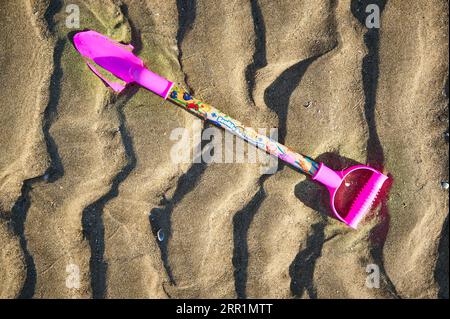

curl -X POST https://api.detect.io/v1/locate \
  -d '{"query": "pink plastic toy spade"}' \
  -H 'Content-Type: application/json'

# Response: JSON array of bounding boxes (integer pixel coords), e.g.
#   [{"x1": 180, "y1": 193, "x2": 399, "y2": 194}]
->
[
  {"x1": 73, "y1": 30, "x2": 389, "y2": 228},
  {"x1": 73, "y1": 30, "x2": 172, "y2": 97}
]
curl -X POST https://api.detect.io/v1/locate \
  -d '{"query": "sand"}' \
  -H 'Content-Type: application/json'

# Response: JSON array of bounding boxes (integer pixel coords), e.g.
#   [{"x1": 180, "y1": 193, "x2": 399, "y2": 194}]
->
[{"x1": 0, "y1": 0, "x2": 448, "y2": 299}]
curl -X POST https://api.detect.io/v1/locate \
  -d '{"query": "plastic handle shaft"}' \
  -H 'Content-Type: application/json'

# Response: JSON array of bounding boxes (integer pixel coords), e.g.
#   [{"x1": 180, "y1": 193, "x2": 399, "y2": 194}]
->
[{"x1": 166, "y1": 85, "x2": 319, "y2": 176}]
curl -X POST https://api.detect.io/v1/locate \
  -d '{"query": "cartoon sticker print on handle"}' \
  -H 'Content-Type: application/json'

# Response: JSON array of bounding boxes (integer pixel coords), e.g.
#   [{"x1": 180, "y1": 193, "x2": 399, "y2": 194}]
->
[{"x1": 168, "y1": 85, "x2": 319, "y2": 176}]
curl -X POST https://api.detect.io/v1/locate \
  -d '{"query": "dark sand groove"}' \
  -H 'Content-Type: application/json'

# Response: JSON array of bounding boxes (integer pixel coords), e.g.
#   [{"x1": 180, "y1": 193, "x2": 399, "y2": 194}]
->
[
  {"x1": 78, "y1": 4, "x2": 140, "y2": 298},
  {"x1": 94, "y1": 0, "x2": 187, "y2": 298},
  {"x1": 435, "y1": 214, "x2": 449, "y2": 298},
  {"x1": 82, "y1": 88, "x2": 138, "y2": 299},
  {"x1": 42, "y1": 39, "x2": 66, "y2": 182},
  {"x1": 10, "y1": 37, "x2": 66, "y2": 299},
  {"x1": 258, "y1": 28, "x2": 336, "y2": 297},
  {"x1": 43, "y1": 0, "x2": 63, "y2": 34},
  {"x1": 176, "y1": 0, "x2": 196, "y2": 46},
  {"x1": 250, "y1": 4, "x2": 337, "y2": 298},
  {"x1": 10, "y1": 179, "x2": 38, "y2": 299},
  {"x1": 232, "y1": 176, "x2": 267, "y2": 299},
  {"x1": 119, "y1": 4, "x2": 143, "y2": 54},
  {"x1": 365, "y1": 0, "x2": 448, "y2": 297},
  {"x1": 148, "y1": 4, "x2": 206, "y2": 284},
  {"x1": 149, "y1": 145, "x2": 208, "y2": 285},
  {"x1": 351, "y1": 0, "x2": 399, "y2": 298},
  {"x1": 245, "y1": 0, "x2": 267, "y2": 105},
  {"x1": 289, "y1": 221, "x2": 326, "y2": 298},
  {"x1": 350, "y1": 0, "x2": 386, "y2": 169},
  {"x1": 81, "y1": 0, "x2": 142, "y2": 299},
  {"x1": 18, "y1": 0, "x2": 134, "y2": 298},
  {"x1": 264, "y1": 54, "x2": 332, "y2": 147},
  {"x1": 435, "y1": 78, "x2": 449, "y2": 299},
  {"x1": 176, "y1": 0, "x2": 196, "y2": 90},
  {"x1": 0, "y1": 0, "x2": 55, "y2": 298}
]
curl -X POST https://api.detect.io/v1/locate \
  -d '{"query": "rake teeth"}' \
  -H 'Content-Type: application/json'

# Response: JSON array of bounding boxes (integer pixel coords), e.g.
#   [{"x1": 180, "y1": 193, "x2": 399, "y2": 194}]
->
[{"x1": 345, "y1": 172, "x2": 388, "y2": 229}]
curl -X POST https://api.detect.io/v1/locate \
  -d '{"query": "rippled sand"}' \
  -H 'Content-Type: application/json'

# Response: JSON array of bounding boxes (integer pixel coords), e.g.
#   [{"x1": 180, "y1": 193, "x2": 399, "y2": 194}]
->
[{"x1": 0, "y1": 0, "x2": 448, "y2": 298}]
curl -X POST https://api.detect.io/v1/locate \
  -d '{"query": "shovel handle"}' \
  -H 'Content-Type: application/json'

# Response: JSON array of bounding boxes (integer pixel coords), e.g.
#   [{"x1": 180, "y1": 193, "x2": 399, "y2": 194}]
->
[
  {"x1": 132, "y1": 66, "x2": 174, "y2": 98},
  {"x1": 166, "y1": 84, "x2": 319, "y2": 176}
]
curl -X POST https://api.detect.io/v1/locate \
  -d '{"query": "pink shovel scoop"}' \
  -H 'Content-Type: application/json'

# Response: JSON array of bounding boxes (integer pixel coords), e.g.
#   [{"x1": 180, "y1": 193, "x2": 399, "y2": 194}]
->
[{"x1": 72, "y1": 30, "x2": 389, "y2": 228}]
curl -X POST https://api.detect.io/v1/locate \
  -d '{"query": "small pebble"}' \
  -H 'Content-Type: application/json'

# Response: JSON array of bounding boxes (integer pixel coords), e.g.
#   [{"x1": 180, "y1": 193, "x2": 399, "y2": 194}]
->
[
  {"x1": 438, "y1": 115, "x2": 447, "y2": 122},
  {"x1": 157, "y1": 229, "x2": 165, "y2": 242},
  {"x1": 444, "y1": 130, "x2": 449, "y2": 143},
  {"x1": 441, "y1": 181, "x2": 449, "y2": 190},
  {"x1": 345, "y1": 182, "x2": 351, "y2": 187},
  {"x1": 303, "y1": 101, "x2": 312, "y2": 108}
]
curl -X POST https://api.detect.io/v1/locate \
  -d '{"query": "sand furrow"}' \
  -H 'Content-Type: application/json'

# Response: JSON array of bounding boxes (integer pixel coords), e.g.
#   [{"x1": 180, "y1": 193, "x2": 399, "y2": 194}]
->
[
  {"x1": 98, "y1": 0, "x2": 186, "y2": 298},
  {"x1": 435, "y1": 214, "x2": 449, "y2": 298},
  {"x1": 81, "y1": 91, "x2": 138, "y2": 298},
  {"x1": 161, "y1": 0, "x2": 265, "y2": 298},
  {"x1": 14, "y1": 0, "x2": 133, "y2": 298},
  {"x1": 245, "y1": 0, "x2": 267, "y2": 106},
  {"x1": 299, "y1": 0, "x2": 397, "y2": 299},
  {"x1": 150, "y1": 156, "x2": 208, "y2": 286},
  {"x1": 350, "y1": 0, "x2": 399, "y2": 298},
  {"x1": 175, "y1": 0, "x2": 196, "y2": 89},
  {"x1": 232, "y1": 176, "x2": 267, "y2": 299},
  {"x1": 0, "y1": 0, "x2": 54, "y2": 298},
  {"x1": 244, "y1": 0, "x2": 401, "y2": 299},
  {"x1": 0, "y1": 1, "x2": 51, "y2": 212},
  {"x1": 0, "y1": 222, "x2": 25, "y2": 298},
  {"x1": 377, "y1": 0, "x2": 448, "y2": 298},
  {"x1": 245, "y1": 0, "x2": 340, "y2": 299},
  {"x1": 0, "y1": 0, "x2": 447, "y2": 299}
]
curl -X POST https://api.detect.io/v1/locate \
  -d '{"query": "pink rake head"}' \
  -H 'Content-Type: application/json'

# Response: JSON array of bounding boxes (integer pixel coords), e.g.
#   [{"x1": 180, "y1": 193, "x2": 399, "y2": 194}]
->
[{"x1": 312, "y1": 163, "x2": 388, "y2": 228}]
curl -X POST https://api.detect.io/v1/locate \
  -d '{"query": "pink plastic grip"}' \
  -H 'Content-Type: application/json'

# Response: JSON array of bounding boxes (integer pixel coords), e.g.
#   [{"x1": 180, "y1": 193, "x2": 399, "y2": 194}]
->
[
  {"x1": 131, "y1": 66, "x2": 174, "y2": 99},
  {"x1": 312, "y1": 163, "x2": 342, "y2": 190}
]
